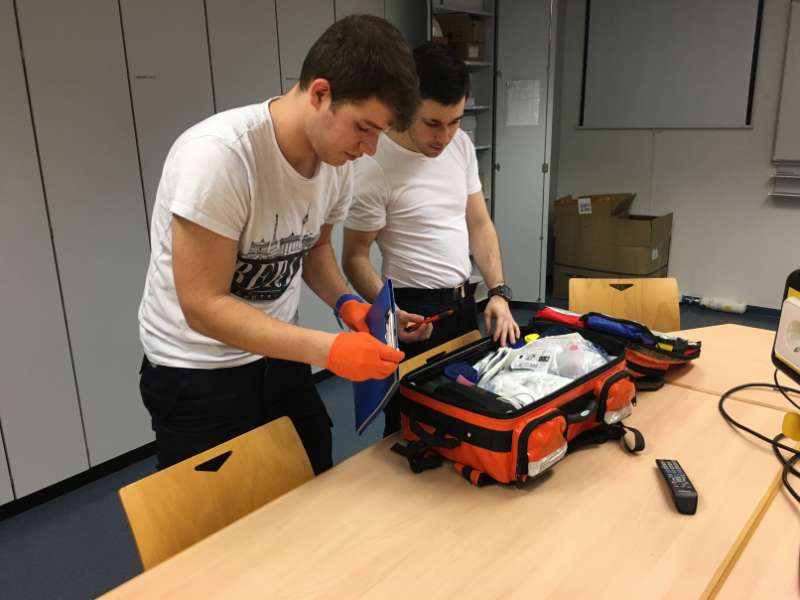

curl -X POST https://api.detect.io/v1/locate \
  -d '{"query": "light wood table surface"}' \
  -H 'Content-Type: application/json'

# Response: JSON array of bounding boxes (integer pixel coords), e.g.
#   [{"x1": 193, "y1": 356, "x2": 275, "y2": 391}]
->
[
  {"x1": 667, "y1": 324, "x2": 795, "y2": 411},
  {"x1": 102, "y1": 386, "x2": 786, "y2": 600},
  {"x1": 716, "y1": 485, "x2": 800, "y2": 600}
]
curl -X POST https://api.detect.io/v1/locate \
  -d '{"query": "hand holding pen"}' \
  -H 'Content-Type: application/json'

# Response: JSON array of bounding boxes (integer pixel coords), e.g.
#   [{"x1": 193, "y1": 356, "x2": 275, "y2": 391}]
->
[{"x1": 404, "y1": 309, "x2": 455, "y2": 333}]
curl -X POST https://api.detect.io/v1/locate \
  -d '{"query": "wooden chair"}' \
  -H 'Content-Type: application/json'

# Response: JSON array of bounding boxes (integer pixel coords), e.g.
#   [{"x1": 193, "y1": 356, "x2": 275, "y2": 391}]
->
[
  {"x1": 568, "y1": 277, "x2": 681, "y2": 332},
  {"x1": 119, "y1": 416, "x2": 314, "y2": 570}
]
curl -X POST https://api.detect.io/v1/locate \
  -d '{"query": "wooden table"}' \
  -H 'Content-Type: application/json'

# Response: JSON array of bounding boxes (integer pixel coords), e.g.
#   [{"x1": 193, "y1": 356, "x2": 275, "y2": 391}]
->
[
  {"x1": 716, "y1": 485, "x2": 800, "y2": 599},
  {"x1": 668, "y1": 324, "x2": 795, "y2": 411},
  {"x1": 102, "y1": 386, "x2": 786, "y2": 599}
]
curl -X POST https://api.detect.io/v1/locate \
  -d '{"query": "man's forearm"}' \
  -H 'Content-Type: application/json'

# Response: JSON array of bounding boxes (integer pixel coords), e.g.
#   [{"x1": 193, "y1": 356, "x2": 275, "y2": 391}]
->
[
  {"x1": 470, "y1": 222, "x2": 505, "y2": 288},
  {"x1": 343, "y1": 253, "x2": 384, "y2": 303},
  {"x1": 302, "y1": 240, "x2": 351, "y2": 308},
  {"x1": 183, "y1": 294, "x2": 335, "y2": 367}
]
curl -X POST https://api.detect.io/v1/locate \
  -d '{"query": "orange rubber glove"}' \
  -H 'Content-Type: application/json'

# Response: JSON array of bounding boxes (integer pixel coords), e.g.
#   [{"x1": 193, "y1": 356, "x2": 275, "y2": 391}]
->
[
  {"x1": 326, "y1": 332, "x2": 405, "y2": 381},
  {"x1": 338, "y1": 299, "x2": 371, "y2": 333}
]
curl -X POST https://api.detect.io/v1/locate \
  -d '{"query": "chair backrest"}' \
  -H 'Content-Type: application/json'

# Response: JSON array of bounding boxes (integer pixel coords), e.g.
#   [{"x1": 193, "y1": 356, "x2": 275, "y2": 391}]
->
[
  {"x1": 119, "y1": 416, "x2": 314, "y2": 570},
  {"x1": 568, "y1": 277, "x2": 680, "y2": 332}
]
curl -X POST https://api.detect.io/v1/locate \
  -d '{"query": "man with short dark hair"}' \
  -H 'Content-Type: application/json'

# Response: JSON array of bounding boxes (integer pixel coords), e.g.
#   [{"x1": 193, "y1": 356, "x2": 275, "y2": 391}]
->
[
  {"x1": 343, "y1": 42, "x2": 519, "y2": 436},
  {"x1": 138, "y1": 16, "x2": 418, "y2": 472}
]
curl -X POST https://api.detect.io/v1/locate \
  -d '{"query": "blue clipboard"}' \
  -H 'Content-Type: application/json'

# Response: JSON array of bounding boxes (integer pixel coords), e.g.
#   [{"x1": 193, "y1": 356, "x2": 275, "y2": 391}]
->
[{"x1": 353, "y1": 279, "x2": 400, "y2": 434}]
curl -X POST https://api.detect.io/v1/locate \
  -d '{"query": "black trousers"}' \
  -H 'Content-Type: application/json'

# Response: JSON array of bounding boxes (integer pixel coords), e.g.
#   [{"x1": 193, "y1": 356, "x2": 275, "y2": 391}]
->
[
  {"x1": 139, "y1": 356, "x2": 333, "y2": 474},
  {"x1": 382, "y1": 289, "x2": 479, "y2": 437}
]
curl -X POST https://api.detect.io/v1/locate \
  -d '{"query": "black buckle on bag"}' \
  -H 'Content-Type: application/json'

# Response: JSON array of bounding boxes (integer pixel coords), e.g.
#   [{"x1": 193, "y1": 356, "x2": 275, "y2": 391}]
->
[
  {"x1": 391, "y1": 418, "x2": 459, "y2": 474},
  {"x1": 391, "y1": 441, "x2": 443, "y2": 473}
]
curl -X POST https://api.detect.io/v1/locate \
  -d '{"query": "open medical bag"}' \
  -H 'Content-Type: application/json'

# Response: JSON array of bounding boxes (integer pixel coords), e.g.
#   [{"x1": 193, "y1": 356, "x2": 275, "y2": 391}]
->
[
  {"x1": 533, "y1": 306, "x2": 702, "y2": 391},
  {"x1": 392, "y1": 322, "x2": 643, "y2": 486}
]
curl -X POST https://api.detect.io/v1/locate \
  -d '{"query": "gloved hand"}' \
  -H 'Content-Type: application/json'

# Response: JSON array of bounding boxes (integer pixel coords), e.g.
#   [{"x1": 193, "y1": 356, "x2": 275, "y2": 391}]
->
[
  {"x1": 335, "y1": 294, "x2": 371, "y2": 333},
  {"x1": 326, "y1": 332, "x2": 405, "y2": 381}
]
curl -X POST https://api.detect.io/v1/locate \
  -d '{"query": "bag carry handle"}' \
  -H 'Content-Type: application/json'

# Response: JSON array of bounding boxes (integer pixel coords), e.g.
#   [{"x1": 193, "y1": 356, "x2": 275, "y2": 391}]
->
[
  {"x1": 567, "y1": 423, "x2": 645, "y2": 454},
  {"x1": 410, "y1": 418, "x2": 461, "y2": 450},
  {"x1": 563, "y1": 398, "x2": 599, "y2": 424}
]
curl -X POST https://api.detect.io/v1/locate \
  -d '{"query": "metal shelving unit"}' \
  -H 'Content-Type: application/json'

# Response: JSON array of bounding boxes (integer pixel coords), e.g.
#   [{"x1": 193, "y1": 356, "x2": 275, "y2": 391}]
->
[{"x1": 429, "y1": 0, "x2": 496, "y2": 217}]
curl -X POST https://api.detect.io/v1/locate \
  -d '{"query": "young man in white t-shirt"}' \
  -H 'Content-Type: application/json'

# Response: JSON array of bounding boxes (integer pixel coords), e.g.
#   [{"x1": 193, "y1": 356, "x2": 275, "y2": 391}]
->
[
  {"x1": 343, "y1": 42, "x2": 519, "y2": 436},
  {"x1": 138, "y1": 16, "x2": 418, "y2": 472}
]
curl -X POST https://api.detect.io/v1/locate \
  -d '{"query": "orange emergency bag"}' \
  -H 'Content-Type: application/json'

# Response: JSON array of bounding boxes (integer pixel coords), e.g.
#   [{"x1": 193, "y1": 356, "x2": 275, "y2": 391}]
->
[{"x1": 392, "y1": 322, "x2": 643, "y2": 486}]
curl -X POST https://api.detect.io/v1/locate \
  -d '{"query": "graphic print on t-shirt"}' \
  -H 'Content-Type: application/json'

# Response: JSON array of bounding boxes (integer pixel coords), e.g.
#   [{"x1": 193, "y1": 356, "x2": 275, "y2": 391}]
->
[{"x1": 231, "y1": 212, "x2": 318, "y2": 301}]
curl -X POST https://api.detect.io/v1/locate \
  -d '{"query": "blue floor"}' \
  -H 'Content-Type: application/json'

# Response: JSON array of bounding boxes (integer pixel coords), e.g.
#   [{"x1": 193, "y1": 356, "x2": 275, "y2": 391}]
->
[{"x1": 0, "y1": 302, "x2": 779, "y2": 599}]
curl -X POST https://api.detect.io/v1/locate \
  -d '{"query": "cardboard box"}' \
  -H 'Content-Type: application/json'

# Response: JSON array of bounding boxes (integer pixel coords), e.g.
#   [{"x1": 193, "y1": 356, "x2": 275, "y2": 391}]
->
[
  {"x1": 552, "y1": 264, "x2": 669, "y2": 299},
  {"x1": 435, "y1": 13, "x2": 486, "y2": 43},
  {"x1": 551, "y1": 192, "x2": 673, "y2": 298},
  {"x1": 554, "y1": 213, "x2": 673, "y2": 273},
  {"x1": 449, "y1": 41, "x2": 486, "y2": 62},
  {"x1": 554, "y1": 193, "x2": 634, "y2": 221}
]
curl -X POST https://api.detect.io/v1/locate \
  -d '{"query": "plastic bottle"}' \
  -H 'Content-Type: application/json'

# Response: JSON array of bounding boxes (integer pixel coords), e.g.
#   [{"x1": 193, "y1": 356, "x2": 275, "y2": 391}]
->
[
  {"x1": 680, "y1": 295, "x2": 701, "y2": 306},
  {"x1": 680, "y1": 294, "x2": 747, "y2": 314},
  {"x1": 698, "y1": 296, "x2": 747, "y2": 314}
]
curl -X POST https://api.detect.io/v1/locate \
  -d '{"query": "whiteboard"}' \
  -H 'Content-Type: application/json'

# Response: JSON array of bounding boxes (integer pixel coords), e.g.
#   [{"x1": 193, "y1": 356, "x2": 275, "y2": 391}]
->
[
  {"x1": 581, "y1": 0, "x2": 762, "y2": 129},
  {"x1": 774, "y1": 1, "x2": 800, "y2": 162}
]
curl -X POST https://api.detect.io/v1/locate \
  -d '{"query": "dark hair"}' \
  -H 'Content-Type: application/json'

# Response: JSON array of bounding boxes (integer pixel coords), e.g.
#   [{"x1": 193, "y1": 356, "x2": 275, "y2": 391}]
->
[
  {"x1": 299, "y1": 15, "x2": 419, "y2": 131},
  {"x1": 413, "y1": 42, "x2": 470, "y2": 106}
]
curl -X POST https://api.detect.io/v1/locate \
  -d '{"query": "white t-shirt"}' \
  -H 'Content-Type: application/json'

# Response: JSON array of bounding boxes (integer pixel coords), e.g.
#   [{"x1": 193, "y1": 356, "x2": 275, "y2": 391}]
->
[
  {"x1": 138, "y1": 100, "x2": 352, "y2": 369},
  {"x1": 345, "y1": 130, "x2": 481, "y2": 289}
]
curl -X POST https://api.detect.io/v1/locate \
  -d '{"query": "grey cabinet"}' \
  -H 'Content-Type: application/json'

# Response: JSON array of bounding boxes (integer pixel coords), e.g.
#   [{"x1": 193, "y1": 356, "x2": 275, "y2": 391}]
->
[
  {"x1": 493, "y1": 0, "x2": 554, "y2": 302},
  {"x1": 17, "y1": 0, "x2": 152, "y2": 467},
  {"x1": 335, "y1": 0, "x2": 383, "y2": 18},
  {"x1": 121, "y1": 0, "x2": 216, "y2": 219},
  {"x1": 276, "y1": 0, "x2": 335, "y2": 92},
  {"x1": 206, "y1": 0, "x2": 282, "y2": 111},
  {"x1": 1, "y1": 0, "x2": 89, "y2": 498}
]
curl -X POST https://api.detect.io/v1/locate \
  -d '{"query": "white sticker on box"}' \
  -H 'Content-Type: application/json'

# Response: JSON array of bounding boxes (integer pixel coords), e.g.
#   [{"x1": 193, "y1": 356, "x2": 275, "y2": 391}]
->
[
  {"x1": 468, "y1": 45, "x2": 479, "y2": 58},
  {"x1": 511, "y1": 351, "x2": 552, "y2": 372},
  {"x1": 578, "y1": 197, "x2": 592, "y2": 215},
  {"x1": 651, "y1": 248, "x2": 659, "y2": 261}
]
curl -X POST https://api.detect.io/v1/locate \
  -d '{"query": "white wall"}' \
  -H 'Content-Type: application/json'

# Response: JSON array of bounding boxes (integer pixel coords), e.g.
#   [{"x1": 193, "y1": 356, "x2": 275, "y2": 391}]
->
[{"x1": 555, "y1": 0, "x2": 799, "y2": 309}]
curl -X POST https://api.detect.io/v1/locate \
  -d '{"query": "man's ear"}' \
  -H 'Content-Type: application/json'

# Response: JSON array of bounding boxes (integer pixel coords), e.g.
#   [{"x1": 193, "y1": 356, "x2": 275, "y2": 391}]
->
[{"x1": 307, "y1": 78, "x2": 332, "y2": 109}]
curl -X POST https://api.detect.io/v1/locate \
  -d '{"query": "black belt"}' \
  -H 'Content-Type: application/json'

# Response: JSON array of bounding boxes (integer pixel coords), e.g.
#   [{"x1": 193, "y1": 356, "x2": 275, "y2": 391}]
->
[{"x1": 394, "y1": 281, "x2": 477, "y2": 305}]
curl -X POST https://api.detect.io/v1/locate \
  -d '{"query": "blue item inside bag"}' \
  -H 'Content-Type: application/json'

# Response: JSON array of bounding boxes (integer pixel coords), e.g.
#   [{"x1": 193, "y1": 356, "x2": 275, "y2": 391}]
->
[
  {"x1": 444, "y1": 362, "x2": 479, "y2": 384},
  {"x1": 583, "y1": 314, "x2": 656, "y2": 346}
]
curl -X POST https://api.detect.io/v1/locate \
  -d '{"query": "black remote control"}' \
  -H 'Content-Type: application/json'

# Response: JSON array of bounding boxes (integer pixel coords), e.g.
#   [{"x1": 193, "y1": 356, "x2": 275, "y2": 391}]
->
[{"x1": 656, "y1": 459, "x2": 698, "y2": 515}]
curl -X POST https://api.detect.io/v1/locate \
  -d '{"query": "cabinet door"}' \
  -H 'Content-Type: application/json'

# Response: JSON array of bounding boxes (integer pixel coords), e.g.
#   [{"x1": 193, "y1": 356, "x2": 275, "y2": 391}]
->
[
  {"x1": 206, "y1": 0, "x2": 282, "y2": 111},
  {"x1": 275, "y1": 0, "x2": 335, "y2": 92},
  {"x1": 0, "y1": 426, "x2": 13, "y2": 505},
  {"x1": 335, "y1": 0, "x2": 383, "y2": 18},
  {"x1": 121, "y1": 0, "x2": 215, "y2": 218},
  {"x1": 17, "y1": 0, "x2": 152, "y2": 467},
  {"x1": 493, "y1": 0, "x2": 554, "y2": 302},
  {"x1": 0, "y1": 0, "x2": 88, "y2": 497}
]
